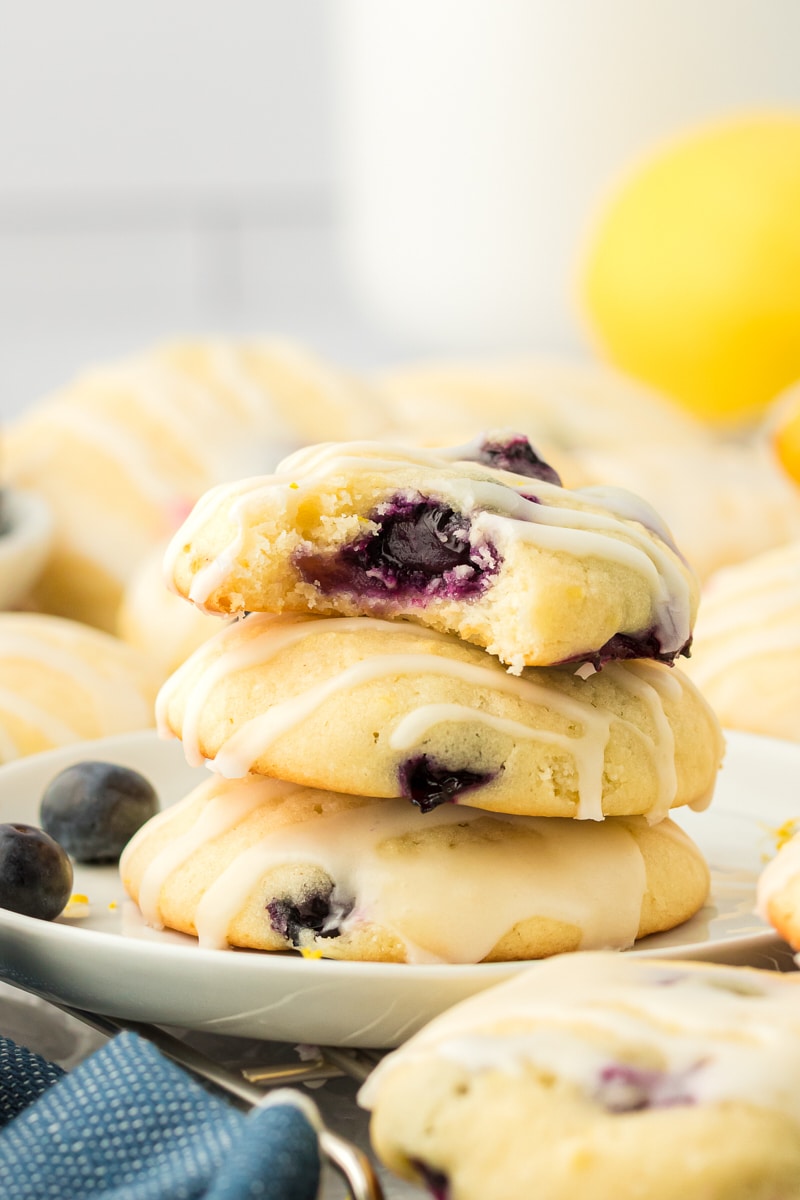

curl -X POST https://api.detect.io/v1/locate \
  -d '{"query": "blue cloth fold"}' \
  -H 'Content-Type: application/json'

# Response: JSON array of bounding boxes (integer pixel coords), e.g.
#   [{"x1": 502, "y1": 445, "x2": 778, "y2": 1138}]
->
[{"x1": 0, "y1": 1031, "x2": 320, "y2": 1200}]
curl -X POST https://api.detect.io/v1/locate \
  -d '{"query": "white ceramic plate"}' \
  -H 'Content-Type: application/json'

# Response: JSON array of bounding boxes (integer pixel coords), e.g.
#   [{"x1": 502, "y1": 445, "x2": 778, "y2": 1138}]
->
[{"x1": 0, "y1": 729, "x2": 794, "y2": 1048}]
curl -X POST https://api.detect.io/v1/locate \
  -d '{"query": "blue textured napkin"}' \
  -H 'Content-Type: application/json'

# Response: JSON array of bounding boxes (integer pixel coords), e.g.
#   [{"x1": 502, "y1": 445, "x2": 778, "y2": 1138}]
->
[{"x1": 0, "y1": 1030, "x2": 321, "y2": 1199}]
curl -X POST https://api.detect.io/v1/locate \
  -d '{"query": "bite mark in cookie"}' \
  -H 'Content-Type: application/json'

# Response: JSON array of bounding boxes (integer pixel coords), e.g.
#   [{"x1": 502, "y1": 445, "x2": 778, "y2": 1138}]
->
[{"x1": 295, "y1": 494, "x2": 501, "y2": 604}]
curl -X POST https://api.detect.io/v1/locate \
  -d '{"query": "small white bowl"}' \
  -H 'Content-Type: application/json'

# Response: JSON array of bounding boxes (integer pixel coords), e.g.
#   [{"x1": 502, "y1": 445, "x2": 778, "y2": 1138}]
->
[{"x1": 0, "y1": 488, "x2": 53, "y2": 610}]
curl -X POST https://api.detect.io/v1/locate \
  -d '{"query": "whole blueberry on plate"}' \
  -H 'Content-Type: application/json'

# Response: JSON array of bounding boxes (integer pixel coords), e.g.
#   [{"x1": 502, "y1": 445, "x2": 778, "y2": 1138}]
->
[
  {"x1": 40, "y1": 761, "x2": 159, "y2": 863},
  {"x1": 0, "y1": 823, "x2": 73, "y2": 920}
]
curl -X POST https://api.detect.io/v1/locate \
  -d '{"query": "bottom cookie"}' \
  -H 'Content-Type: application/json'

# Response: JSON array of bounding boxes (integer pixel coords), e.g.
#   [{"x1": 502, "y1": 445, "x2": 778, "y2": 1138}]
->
[
  {"x1": 120, "y1": 775, "x2": 709, "y2": 963},
  {"x1": 360, "y1": 952, "x2": 800, "y2": 1200}
]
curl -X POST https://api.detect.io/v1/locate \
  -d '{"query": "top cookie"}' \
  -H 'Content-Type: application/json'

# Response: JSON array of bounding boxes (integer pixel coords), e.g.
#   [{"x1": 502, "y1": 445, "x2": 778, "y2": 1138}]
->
[{"x1": 165, "y1": 433, "x2": 698, "y2": 670}]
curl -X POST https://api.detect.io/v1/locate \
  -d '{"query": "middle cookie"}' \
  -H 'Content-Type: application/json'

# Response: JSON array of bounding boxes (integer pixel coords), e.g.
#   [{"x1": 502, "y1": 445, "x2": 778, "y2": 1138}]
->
[{"x1": 157, "y1": 613, "x2": 725, "y2": 822}]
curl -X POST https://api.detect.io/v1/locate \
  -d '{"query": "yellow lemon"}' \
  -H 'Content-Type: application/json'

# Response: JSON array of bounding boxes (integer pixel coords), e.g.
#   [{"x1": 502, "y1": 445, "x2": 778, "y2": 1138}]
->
[{"x1": 581, "y1": 112, "x2": 800, "y2": 425}]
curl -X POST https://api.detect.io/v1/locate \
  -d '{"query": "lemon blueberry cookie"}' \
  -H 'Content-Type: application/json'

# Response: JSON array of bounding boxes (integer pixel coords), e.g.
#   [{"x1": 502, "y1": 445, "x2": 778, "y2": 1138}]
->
[
  {"x1": 156, "y1": 612, "x2": 724, "y2": 821},
  {"x1": 164, "y1": 433, "x2": 699, "y2": 671},
  {"x1": 0, "y1": 612, "x2": 158, "y2": 762},
  {"x1": 120, "y1": 775, "x2": 709, "y2": 963},
  {"x1": 684, "y1": 540, "x2": 800, "y2": 741},
  {"x1": 359, "y1": 951, "x2": 800, "y2": 1200}
]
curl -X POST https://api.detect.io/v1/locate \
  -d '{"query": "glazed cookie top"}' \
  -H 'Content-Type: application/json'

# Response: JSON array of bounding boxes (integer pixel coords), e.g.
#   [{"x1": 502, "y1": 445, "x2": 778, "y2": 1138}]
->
[
  {"x1": 359, "y1": 951, "x2": 800, "y2": 1121},
  {"x1": 121, "y1": 774, "x2": 704, "y2": 963},
  {"x1": 164, "y1": 432, "x2": 699, "y2": 669},
  {"x1": 156, "y1": 612, "x2": 724, "y2": 822},
  {"x1": 0, "y1": 612, "x2": 158, "y2": 761},
  {"x1": 684, "y1": 540, "x2": 800, "y2": 740}
]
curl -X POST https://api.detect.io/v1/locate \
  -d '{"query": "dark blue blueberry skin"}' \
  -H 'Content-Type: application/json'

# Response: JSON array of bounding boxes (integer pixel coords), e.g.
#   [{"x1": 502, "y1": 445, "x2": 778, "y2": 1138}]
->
[
  {"x1": 295, "y1": 496, "x2": 501, "y2": 604},
  {"x1": 267, "y1": 887, "x2": 354, "y2": 947},
  {"x1": 469, "y1": 434, "x2": 562, "y2": 486},
  {"x1": 410, "y1": 1160, "x2": 451, "y2": 1200},
  {"x1": 0, "y1": 823, "x2": 73, "y2": 920},
  {"x1": 564, "y1": 629, "x2": 693, "y2": 670},
  {"x1": 399, "y1": 755, "x2": 497, "y2": 813},
  {"x1": 40, "y1": 761, "x2": 159, "y2": 864}
]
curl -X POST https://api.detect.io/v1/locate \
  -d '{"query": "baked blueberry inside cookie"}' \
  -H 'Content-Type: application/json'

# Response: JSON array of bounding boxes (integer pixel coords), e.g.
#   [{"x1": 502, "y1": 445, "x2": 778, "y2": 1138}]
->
[
  {"x1": 580, "y1": 628, "x2": 693, "y2": 669},
  {"x1": 467, "y1": 433, "x2": 562, "y2": 485},
  {"x1": 266, "y1": 884, "x2": 354, "y2": 947},
  {"x1": 398, "y1": 755, "x2": 498, "y2": 813},
  {"x1": 296, "y1": 494, "x2": 501, "y2": 603}
]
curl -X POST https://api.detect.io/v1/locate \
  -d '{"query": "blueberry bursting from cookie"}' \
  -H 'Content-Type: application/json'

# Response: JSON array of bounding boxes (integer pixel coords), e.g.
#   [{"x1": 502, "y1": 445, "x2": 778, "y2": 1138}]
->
[{"x1": 296, "y1": 495, "x2": 502, "y2": 604}]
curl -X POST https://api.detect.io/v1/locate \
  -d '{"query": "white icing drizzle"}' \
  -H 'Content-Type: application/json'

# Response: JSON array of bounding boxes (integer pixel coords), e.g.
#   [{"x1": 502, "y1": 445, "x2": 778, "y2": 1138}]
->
[
  {"x1": 690, "y1": 542, "x2": 800, "y2": 690},
  {"x1": 358, "y1": 952, "x2": 800, "y2": 1124},
  {"x1": 388, "y1": 703, "x2": 610, "y2": 821},
  {"x1": 0, "y1": 631, "x2": 152, "y2": 734},
  {"x1": 209, "y1": 652, "x2": 611, "y2": 788},
  {"x1": 160, "y1": 613, "x2": 690, "y2": 820},
  {"x1": 155, "y1": 614, "x2": 451, "y2": 755},
  {"x1": 40, "y1": 406, "x2": 179, "y2": 509},
  {"x1": 130, "y1": 777, "x2": 292, "y2": 927},
  {"x1": 208, "y1": 342, "x2": 282, "y2": 428},
  {"x1": 164, "y1": 441, "x2": 695, "y2": 653},
  {"x1": 187, "y1": 794, "x2": 647, "y2": 962}
]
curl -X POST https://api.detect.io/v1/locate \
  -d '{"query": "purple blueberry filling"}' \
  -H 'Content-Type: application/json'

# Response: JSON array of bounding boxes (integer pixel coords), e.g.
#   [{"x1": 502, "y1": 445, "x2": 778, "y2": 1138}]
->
[
  {"x1": 295, "y1": 495, "x2": 501, "y2": 603},
  {"x1": 595, "y1": 1062, "x2": 701, "y2": 1113},
  {"x1": 267, "y1": 885, "x2": 354, "y2": 948},
  {"x1": 411, "y1": 1160, "x2": 451, "y2": 1200},
  {"x1": 565, "y1": 629, "x2": 693, "y2": 670},
  {"x1": 399, "y1": 755, "x2": 497, "y2": 813},
  {"x1": 467, "y1": 434, "x2": 562, "y2": 486}
]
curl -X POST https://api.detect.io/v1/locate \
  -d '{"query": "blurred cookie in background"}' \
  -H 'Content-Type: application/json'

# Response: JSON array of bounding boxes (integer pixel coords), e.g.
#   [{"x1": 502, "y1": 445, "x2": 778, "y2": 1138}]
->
[
  {"x1": 684, "y1": 540, "x2": 800, "y2": 741},
  {"x1": 4, "y1": 337, "x2": 390, "y2": 633},
  {"x1": 116, "y1": 542, "x2": 227, "y2": 684},
  {"x1": 569, "y1": 439, "x2": 800, "y2": 583},
  {"x1": 0, "y1": 612, "x2": 158, "y2": 763},
  {"x1": 0, "y1": 485, "x2": 53, "y2": 612},
  {"x1": 374, "y1": 356, "x2": 707, "y2": 463}
]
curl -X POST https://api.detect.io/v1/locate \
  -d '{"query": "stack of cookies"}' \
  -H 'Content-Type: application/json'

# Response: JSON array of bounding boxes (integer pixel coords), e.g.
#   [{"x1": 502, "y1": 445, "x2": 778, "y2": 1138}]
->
[{"x1": 120, "y1": 433, "x2": 724, "y2": 964}]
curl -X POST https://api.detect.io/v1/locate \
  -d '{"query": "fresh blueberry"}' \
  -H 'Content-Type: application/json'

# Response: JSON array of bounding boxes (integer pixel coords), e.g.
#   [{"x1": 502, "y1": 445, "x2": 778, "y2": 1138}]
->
[
  {"x1": 399, "y1": 755, "x2": 497, "y2": 813},
  {"x1": 267, "y1": 886, "x2": 354, "y2": 947},
  {"x1": 470, "y1": 434, "x2": 562, "y2": 486},
  {"x1": 0, "y1": 823, "x2": 73, "y2": 920},
  {"x1": 40, "y1": 761, "x2": 159, "y2": 864}
]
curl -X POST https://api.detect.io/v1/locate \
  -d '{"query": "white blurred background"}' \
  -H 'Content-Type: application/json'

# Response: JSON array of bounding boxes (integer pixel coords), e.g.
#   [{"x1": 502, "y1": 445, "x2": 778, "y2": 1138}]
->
[{"x1": 3, "y1": 0, "x2": 799, "y2": 416}]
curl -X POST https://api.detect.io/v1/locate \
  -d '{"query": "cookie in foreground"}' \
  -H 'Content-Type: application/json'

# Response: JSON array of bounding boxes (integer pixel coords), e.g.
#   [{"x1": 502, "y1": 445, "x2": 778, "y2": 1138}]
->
[
  {"x1": 359, "y1": 951, "x2": 800, "y2": 1199},
  {"x1": 164, "y1": 433, "x2": 699, "y2": 670},
  {"x1": 119, "y1": 776, "x2": 709, "y2": 962},
  {"x1": 156, "y1": 612, "x2": 724, "y2": 822}
]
